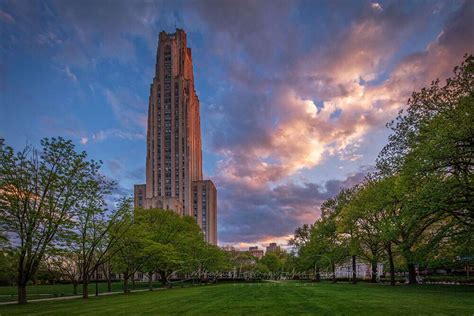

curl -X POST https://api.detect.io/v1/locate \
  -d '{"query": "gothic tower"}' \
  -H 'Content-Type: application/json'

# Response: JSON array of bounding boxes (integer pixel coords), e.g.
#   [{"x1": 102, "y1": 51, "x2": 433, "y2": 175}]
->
[{"x1": 134, "y1": 29, "x2": 217, "y2": 245}]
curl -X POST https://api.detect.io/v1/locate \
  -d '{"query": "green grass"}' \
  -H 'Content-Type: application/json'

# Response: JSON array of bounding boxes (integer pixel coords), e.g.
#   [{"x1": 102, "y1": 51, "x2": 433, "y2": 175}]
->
[
  {"x1": 0, "y1": 281, "x2": 473, "y2": 315},
  {"x1": 0, "y1": 282, "x2": 164, "y2": 302}
]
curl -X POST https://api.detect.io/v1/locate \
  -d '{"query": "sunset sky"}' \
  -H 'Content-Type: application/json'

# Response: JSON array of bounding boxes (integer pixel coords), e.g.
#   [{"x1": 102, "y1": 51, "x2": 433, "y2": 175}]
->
[{"x1": 1, "y1": 0, "x2": 473, "y2": 248}]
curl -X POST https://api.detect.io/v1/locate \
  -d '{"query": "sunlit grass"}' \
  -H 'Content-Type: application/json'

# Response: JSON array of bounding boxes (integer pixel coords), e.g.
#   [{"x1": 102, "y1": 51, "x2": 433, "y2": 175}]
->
[{"x1": 1, "y1": 281, "x2": 473, "y2": 315}]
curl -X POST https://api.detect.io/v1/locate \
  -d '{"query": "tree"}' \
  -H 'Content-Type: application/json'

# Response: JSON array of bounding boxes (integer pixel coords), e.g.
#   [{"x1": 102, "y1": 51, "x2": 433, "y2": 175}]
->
[
  {"x1": 400, "y1": 94, "x2": 473, "y2": 227},
  {"x1": 73, "y1": 198, "x2": 132, "y2": 298},
  {"x1": 377, "y1": 54, "x2": 473, "y2": 177},
  {"x1": 0, "y1": 137, "x2": 108, "y2": 304},
  {"x1": 45, "y1": 251, "x2": 81, "y2": 294},
  {"x1": 302, "y1": 194, "x2": 350, "y2": 283},
  {"x1": 340, "y1": 178, "x2": 396, "y2": 284},
  {"x1": 111, "y1": 223, "x2": 147, "y2": 294},
  {"x1": 228, "y1": 250, "x2": 254, "y2": 278},
  {"x1": 375, "y1": 55, "x2": 474, "y2": 284},
  {"x1": 200, "y1": 245, "x2": 230, "y2": 277},
  {"x1": 260, "y1": 251, "x2": 285, "y2": 277},
  {"x1": 134, "y1": 208, "x2": 205, "y2": 286},
  {"x1": 333, "y1": 187, "x2": 361, "y2": 284},
  {"x1": 288, "y1": 224, "x2": 312, "y2": 250}
]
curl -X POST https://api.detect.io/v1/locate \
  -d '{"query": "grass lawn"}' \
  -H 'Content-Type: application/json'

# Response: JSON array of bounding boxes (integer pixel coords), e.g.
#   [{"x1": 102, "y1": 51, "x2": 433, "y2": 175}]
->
[
  {"x1": 0, "y1": 282, "x2": 164, "y2": 302},
  {"x1": 0, "y1": 281, "x2": 473, "y2": 315}
]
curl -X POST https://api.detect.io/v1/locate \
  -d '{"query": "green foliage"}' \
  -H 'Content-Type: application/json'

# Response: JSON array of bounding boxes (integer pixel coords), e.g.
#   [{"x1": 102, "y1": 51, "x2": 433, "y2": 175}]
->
[
  {"x1": 300, "y1": 190, "x2": 352, "y2": 276},
  {"x1": 260, "y1": 252, "x2": 284, "y2": 273},
  {"x1": 134, "y1": 209, "x2": 203, "y2": 281},
  {"x1": 0, "y1": 137, "x2": 114, "y2": 303},
  {"x1": 0, "y1": 250, "x2": 17, "y2": 285},
  {"x1": 112, "y1": 208, "x2": 229, "y2": 285},
  {"x1": 288, "y1": 224, "x2": 312, "y2": 250}
]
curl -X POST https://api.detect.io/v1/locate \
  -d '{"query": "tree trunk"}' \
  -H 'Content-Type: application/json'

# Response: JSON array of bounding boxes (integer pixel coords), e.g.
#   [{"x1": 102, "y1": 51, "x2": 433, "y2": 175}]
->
[
  {"x1": 82, "y1": 278, "x2": 89, "y2": 299},
  {"x1": 102, "y1": 264, "x2": 112, "y2": 292},
  {"x1": 95, "y1": 271, "x2": 99, "y2": 297},
  {"x1": 387, "y1": 243, "x2": 395, "y2": 286},
  {"x1": 123, "y1": 270, "x2": 129, "y2": 294},
  {"x1": 408, "y1": 263, "x2": 417, "y2": 284},
  {"x1": 331, "y1": 262, "x2": 336, "y2": 283},
  {"x1": 132, "y1": 277, "x2": 135, "y2": 290},
  {"x1": 165, "y1": 271, "x2": 172, "y2": 288},
  {"x1": 315, "y1": 266, "x2": 321, "y2": 282},
  {"x1": 159, "y1": 270, "x2": 167, "y2": 286},
  {"x1": 73, "y1": 282, "x2": 78, "y2": 295},
  {"x1": 17, "y1": 283, "x2": 27, "y2": 305},
  {"x1": 352, "y1": 255, "x2": 357, "y2": 284},
  {"x1": 371, "y1": 260, "x2": 377, "y2": 283},
  {"x1": 148, "y1": 272, "x2": 153, "y2": 291}
]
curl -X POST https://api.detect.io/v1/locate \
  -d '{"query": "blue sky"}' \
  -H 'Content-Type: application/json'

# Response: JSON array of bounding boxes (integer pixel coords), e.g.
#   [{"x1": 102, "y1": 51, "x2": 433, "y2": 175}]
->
[{"x1": 1, "y1": 0, "x2": 473, "y2": 247}]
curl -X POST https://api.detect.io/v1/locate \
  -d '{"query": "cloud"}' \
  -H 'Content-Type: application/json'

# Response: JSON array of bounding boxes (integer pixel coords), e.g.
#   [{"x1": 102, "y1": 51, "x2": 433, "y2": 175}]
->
[
  {"x1": 196, "y1": 0, "x2": 473, "y2": 244},
  {"x1": 211, "y1": 0, "x2": 472, "y2": 183},
  {"x1": 70, "y1": 88, "x2": 148, "y2": 145},
  {"x1": 106, "y1": 159, "x2": 145, "y2": 181},
  {"x1": 217, "y1": 169, "x2": 370, "y2": 244},
  {"x1": 50, "y1": 0, "x2": 162, "y2": 64},
  {"x1": 80, "y1": 137, "x2": 88, "y2": 145},
  {"x1": 38, "y1": 115, "x2": 89, "y2": 144},
  {"x1": 371, "y1": 3, "x2": 383, "y2": 12},
  {"x1": 0, "y1": 9, "x2": 15, "y2": 23},
  {"x1": 104, "y1": 88, "x2": 147, "y2": 131},
  {"x1": 91, "y1": 129, "x2": 144, "y2": 143},
  {"x1": 63, "y1": 65, "x2": 77, "y2": 83},
  {"x1": 201, "y1": 3, "x2": 407, "y2": 189},
  {"x1": 189, "y1": 0, "x2": 296, "y2": 65}
]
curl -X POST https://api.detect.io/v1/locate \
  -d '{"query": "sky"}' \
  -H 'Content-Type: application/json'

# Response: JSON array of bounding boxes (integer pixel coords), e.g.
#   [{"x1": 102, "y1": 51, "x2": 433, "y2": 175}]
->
[{"x1": 1, "y1": 0, "x2": 473, "y2": 249}]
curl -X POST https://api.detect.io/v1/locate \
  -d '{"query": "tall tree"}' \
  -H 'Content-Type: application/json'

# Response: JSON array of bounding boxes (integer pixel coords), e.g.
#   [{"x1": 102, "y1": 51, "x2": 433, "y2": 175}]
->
[
  {"x1": 376, "y1": 55, "x2": 474, "y2": 283},
  {"x1": 334, "y1": 187, "x2": 361, "y2": 284},
  {"x1": 73, "y1": 198, "x2": 132, "y2": 298},
  {"x1": 0, "y1": 137, "x2": 106, "y2": 304}
]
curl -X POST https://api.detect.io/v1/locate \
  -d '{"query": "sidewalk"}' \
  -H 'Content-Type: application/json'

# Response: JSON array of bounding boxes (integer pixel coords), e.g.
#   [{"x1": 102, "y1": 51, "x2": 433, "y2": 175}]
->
[{"x1": 0, "y1": 288, "x2": 162, "y2": 306}]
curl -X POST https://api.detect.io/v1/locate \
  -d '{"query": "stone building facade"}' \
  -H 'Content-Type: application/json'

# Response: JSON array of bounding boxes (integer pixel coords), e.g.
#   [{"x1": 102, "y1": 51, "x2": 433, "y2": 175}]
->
[{"x1": 134, "y1": 29, "x2": 217, "y2": 245}]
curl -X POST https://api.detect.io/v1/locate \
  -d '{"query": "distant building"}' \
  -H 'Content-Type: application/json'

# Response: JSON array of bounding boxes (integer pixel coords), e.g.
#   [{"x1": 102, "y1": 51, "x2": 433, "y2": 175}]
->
[
  {"x1": 334, "y1": 259, "x2": 384, "y2": 280},
  {"x1": 266, "y1": 242, "x2": 280, "y2": 253},
  {"x1": 133, "y1": 29, "x2": 217, "y2": 245},
  {"x1": 221, "y1": 245, "x2": 236, "y2": 252},
  {"x1": 249, "y1": 246, "x2": 264, "y2": 259}
]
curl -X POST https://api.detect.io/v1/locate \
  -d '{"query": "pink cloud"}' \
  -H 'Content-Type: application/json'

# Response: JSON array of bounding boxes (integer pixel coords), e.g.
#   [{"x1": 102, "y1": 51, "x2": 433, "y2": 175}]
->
[{"x1": 212, "y1": 1, "x2": 473, "y2": 244}]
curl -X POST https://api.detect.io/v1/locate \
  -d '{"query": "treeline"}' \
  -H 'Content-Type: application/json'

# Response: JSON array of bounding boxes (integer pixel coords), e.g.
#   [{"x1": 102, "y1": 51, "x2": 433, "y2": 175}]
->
[
  {"x1": 0, "y1": 137, "x2": 228, "y2": 305},
  {"x1": 289, "y1": 55, "x2": 473, "y2": 285}
]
